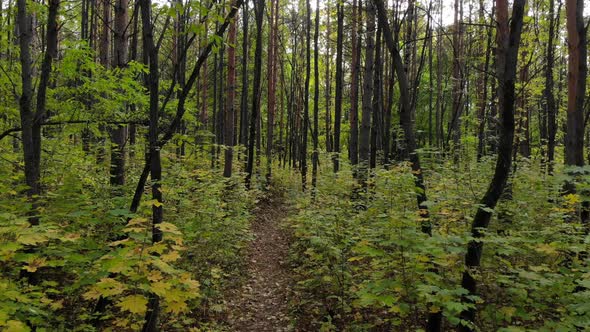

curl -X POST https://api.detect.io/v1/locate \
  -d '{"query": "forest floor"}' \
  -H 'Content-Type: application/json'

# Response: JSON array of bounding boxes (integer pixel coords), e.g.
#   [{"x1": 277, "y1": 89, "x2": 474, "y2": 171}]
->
[{"x1": 225, "y1": 192, "x2": 294, "y2": 331}]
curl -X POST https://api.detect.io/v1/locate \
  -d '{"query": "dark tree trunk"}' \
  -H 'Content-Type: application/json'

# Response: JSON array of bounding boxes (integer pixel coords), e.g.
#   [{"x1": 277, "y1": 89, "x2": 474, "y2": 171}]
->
[
  {"x1": 140, "y1": 0, "x2": 163, "y2": 328},
  {"x1": 224, "y1": 2, "x2": 237, "y2": 178},
  {"x1": 477, "y1": 2, "x2": 494, "y2": 161},
  {"x1": 266, "y1": 0, "x2": 278, "y2": 183},
  {"x1": 458, "y1": 0, "x2": 525, "y2": 329},
  {"x1": 239, "y1": 1, "x2": 249, "y2": 150},
  {"x1": 245, "y1": 0, "x2": 265, "y2": 188},
  {"x1": 325, "y1": 1, "x2": 332, "y2": 153},
  {"x1": 565, "y1": 0, "x2": 586, "y2": 167},
  {"x1": 110, "y1": 0, "x2": 128, "y2": 186},
  {"x1": 545, "y1": 0, "x2": 558, "y2": 174},
  {"x1": 359, "y1": 0, "x2": 375, "y2": 186},
  {"x1": 312, "y1": 0, "x2": 320, "y2": 192},
  {"x1": 301, "y1": 0, "x2": 311, "y2": 191},
  {"x1": 332, "y1": 1, "x2": 343, "y2": 173},
  {"x1": 349, "y1": 0, "x2": 360, "y2": 168}
]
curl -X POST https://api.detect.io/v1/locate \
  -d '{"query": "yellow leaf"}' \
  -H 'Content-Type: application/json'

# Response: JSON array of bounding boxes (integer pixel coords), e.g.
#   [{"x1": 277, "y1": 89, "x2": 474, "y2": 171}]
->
[
  {"x1": 165, "y1": 300, "x2": 188, "y2": 314},
  {"x1": 23, "y1": 257, "x2": 47, "y2": 272},
  {"x1": 17, "y1": 233, "x2": 47, "y2": 245},
  {"x1": 147, "y1": 270, "x2": 163, "y2": 282},
  {"x1": 162, "y1": 251, "x2": 180, "y2": 262},
  {"x1": 50, "y1": 299, "x2": 64, "y2": 310},
  {"x1": 500, "y1": 306, "x2": 516, "y2": 319},
  {"x1": 83, "y1": 278, "x2": 126, "y2": 300},
  {"x1": 150, "y1": 281, "x2": 171, "y2": 297},
  {"x1": 156, "y1": 222, "x2": 181, "y2": 235},
  {"x1": 5, "y1": 320, "x2": 31, "y2": 332},
  {"x1": 535, "y1": 243, "x2": 558, "y2": 255},
  {"x1": 117, "y1": 295, "x2": 148, "y2": 315},
  {"x1": 429, "y1": 305, "x2": 441, "y2": 313},
  {"x1": 127, "y1": 218, "x2": 148, "y2": 226}
]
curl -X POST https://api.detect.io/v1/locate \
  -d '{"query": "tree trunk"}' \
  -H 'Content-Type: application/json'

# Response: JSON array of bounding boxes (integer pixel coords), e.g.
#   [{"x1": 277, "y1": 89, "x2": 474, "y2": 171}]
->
[
  {"x1": 458, "y1": 1, "x2": 525, "y2": 329},
  {"x1": 224, "y1": 2, "x2": 237, "y2": 178},
  {"x1": 110, "y1": 0, "x2": 128, "y2": 186},
  {"x1": 359, "y1": 0, "x2": 375, "y2": 186},
  {"x1": 325, "y1": 1, "x2": 332, "y2": 153},
  {"x1": 245, "y1": 0, "x2": 265, "y2": 188},
  {"x1": 312, "y1": 0, "x2": 320, "y2": 192},
  {"x1": 332, "y1": 1, "x2": 343, "y2": 173},
  {"x1": 301, "y1": 0, "x2": 311, "y2": 191},
  {"x1": 349, "y1": 0, "x2": 360, "y2": 168},
  {"x1": 239, "y1": 1, "x2": 249, "y2": 150},
  {"x1": 545, "y1": 0, "x2": 558, "y2": 174},
  {"x1": 140, "y1": 0, "x2": 162, "y2": 328},
  {"x1": 565, "y1": 0, "x2": 586, "y2": 167}
]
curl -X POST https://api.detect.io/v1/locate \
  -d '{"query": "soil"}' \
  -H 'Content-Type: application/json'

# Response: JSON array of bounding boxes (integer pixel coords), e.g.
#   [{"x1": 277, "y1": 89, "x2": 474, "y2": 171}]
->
[{"x1": 225, "y1": 194, "x2": 294, "y2": 332}]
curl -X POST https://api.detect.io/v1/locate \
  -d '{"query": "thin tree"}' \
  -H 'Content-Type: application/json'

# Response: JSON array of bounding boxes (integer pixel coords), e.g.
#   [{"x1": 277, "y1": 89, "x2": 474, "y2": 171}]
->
[
  {"x1": 349, "y1": 0, "x2": 360, "y2": 168},
  {"x1": 110, "y1": 0, "x2": 128, "y2": 185},
  {"x1": 224, "y1": 1, "x2": 238, "y2": 178},
  {"x1": 332, "y1": 0, "x2": 343, "y2": 173},
  {"x1": 245, "y1": 0, "x2": 265, "y2": 188},
  {"x1": 359, "y1": 0, "x2": 375, "y2": 186},
  {"x1": 301, "y1": 0, "x2": 311, "y2": 191},
  {"x1": 312, "y1": 0, "x2": 320, "y2": 192},
  {"x1": 544, "y1": 0, "x2": 558, "y2": 174}
]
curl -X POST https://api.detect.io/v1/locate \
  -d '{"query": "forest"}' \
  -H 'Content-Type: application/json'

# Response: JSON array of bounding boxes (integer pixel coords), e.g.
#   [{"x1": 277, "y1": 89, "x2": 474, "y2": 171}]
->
[{"x1": 0, "y1": 0, "x2": 589, "y2": 330}]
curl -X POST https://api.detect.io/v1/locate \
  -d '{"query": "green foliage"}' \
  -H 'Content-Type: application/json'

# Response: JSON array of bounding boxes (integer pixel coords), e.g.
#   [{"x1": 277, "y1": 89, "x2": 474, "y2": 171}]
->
[
  {"x1": 0, "y1": 132, "x2": 256, "y2": 330},
  {"x1": 285, "y1": 156, "x2": 590, "y2": 331}
]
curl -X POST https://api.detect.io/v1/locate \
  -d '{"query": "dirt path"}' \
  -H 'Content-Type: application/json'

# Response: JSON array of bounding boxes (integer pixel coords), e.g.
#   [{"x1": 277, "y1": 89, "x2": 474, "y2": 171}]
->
[{"x1": 225, "y1": 195, "x2": 293, "y2": 331}]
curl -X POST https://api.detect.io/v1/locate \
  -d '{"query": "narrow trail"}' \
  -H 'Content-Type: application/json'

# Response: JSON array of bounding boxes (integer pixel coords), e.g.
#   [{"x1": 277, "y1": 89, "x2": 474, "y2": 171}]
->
[{"x1": 225, "y1": 193, "x2": 294, "y2": 331}]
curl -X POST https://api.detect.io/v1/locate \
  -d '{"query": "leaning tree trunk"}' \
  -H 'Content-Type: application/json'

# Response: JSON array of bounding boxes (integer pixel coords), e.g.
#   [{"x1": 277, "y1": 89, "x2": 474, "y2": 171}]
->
[{"x1": 458, "y1": 0, "x2": 525, "y2": 330}]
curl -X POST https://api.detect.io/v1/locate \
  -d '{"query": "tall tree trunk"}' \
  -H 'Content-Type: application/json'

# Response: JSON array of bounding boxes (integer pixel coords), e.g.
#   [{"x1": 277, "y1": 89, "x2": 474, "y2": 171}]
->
[
  {"x1": 110, "y1": 0, "x2": 128, "y2": 186},
  {"x1": 140, "y1": 0, "x2": 162, "y2": 328},
  {"x1": 349, "y1": 0, "x2": 360, "y2": 168},
  {"x1": 565, "y1": 0, "x2": 588, "y2": 225},
  {"x1": 545, "y1": 0, "x2": 558, "y2": 174},
  {"x1": 266, "y1": 0, "x2": 278, "y2": 183},
  {"x1": 477, "y1": 2, "x2": 494, "y2": 161},
  {"x1": 301, "y1": 0, "x2": 311, "y2": 191},
  {"x1": 325, "y1": 0, "x2": 332, "y2": 153},
  {"x1": 245, "y1": 0, "x2": 264, "y2": 188},
  {"x1": 565, "y1": 0, "x2": 586, "y2": 167},
  {"x1": 359, "y1": 0, "x2": 375, "y2": 186},
  {"x1": 332, "y1": 1, "x2": 343, "y2": 173},
  {"x1": 459, "y1": 1, "x2": 525, "y2": 330},
  {"x1": 224, "y1": 2, "x2": 237, "y2": 178},
  {"x1": 239, "y1": 0, "x2": 249, "y2": 150},
  {"x1": 449, "y1": 0, "x2": 464, "y2": 155},
  {"x1": 312, "y1": 0, "x2": 319, "y2": 192}
]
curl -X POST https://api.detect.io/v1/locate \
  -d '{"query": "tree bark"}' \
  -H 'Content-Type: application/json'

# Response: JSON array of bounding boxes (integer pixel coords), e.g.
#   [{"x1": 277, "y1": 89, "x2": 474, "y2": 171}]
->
[
  {"x1": 565, "y1": 0, "x2": 586, "y2": 167},
  {"x1": 312, "y1": 0, "x2": 320, "y2": 192},
  {"x1": 110, "y1": 0, "x2": 128, "y2": 186},
  {"x1": 458, "y1": 0, "x2": 525, "y2": 329},
  {"x1": 245, "y1": 0, "x2": 265, "y2": 188},
  {"x1": 224, "y1": 2, "x2": 238, "y2": 178},
  {"x1": 332, "y1": 1, "x2": 343, "y2": 173}
]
